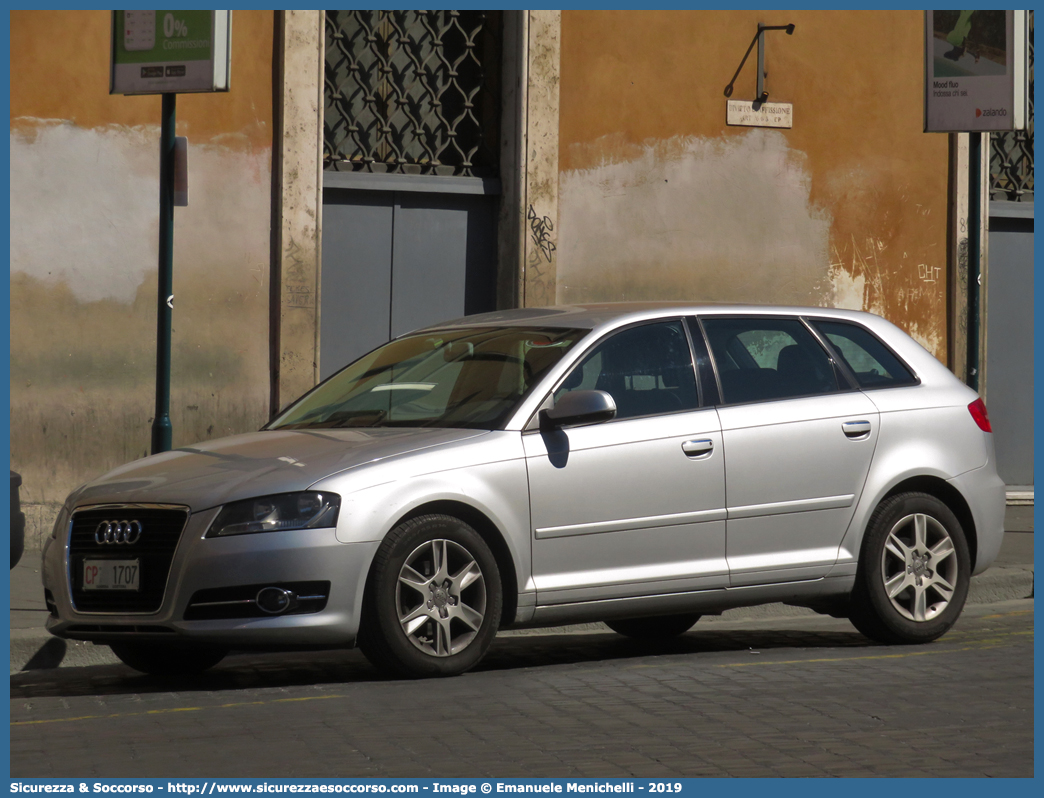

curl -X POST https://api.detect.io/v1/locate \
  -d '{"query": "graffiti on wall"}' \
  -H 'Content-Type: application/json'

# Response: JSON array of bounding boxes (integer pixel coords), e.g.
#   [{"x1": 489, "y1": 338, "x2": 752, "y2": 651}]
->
[
  {"x1": 527, "y1": 205, "x2": 557, "y2": 262},
  {"x1": 284, "y1": 235, "x2": 314, "y2": 309}
]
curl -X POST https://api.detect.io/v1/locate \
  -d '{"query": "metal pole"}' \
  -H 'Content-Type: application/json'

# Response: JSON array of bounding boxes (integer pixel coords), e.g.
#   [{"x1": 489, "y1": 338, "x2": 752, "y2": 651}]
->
[
  {"x1": 756, "y1": 23, "x2": 765, "y2": 100},
  {"x1": 151, "y1": 92, "x2": 176, "y2": 454},
  {"x1": 966, "y1": 131, "x2": 982, "y2": 392}
]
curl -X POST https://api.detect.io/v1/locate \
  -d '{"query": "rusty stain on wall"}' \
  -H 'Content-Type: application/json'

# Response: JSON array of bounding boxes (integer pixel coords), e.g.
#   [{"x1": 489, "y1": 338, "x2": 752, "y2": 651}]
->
[{"x1": 557, "y1": 10, "x2": 950, "y2": 361}]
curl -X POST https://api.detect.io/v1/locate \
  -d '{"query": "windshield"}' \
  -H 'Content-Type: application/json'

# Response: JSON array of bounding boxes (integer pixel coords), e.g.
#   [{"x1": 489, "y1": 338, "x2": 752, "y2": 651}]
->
[{"x1": 268, "y1": 326, "x2": 587, "y2": 431}]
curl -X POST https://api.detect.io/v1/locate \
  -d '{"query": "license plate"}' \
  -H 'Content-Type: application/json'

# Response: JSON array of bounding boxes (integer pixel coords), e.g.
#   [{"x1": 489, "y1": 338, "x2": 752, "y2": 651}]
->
[{"x1": 82, "y1": 559, "x2": 140, "y2": 591}]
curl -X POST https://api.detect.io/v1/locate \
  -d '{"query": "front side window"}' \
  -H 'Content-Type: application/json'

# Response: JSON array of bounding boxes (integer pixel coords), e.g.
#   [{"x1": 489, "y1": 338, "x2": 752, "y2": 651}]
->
[
  {"x1": 269, "y1": 327, "x2": 586, "y2": 430},
  {"x1": 554, "y1": 321, "x2": 699, "y2": 420},
  {"x1": 702, "y1": 317, "x2": 839, "y2": 404},
  {"x1": 812, "y1": 320, "x2": 917, "y2": 389}
]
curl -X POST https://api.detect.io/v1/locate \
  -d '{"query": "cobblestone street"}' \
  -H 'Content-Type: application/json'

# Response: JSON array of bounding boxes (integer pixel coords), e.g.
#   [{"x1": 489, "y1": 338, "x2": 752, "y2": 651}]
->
[{"x1": 11, "y1": 600, "x2": 1032, "y2": 778}]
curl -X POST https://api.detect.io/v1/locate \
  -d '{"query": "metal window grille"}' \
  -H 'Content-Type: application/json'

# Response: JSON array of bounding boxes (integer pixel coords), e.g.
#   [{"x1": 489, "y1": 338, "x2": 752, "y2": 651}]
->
[
  {"x1": 990, "y1": 10, "x2": 1033, "y2": 202},
  {"x1": 324, "y1": 10, "x2": 502, "y2": 178}
]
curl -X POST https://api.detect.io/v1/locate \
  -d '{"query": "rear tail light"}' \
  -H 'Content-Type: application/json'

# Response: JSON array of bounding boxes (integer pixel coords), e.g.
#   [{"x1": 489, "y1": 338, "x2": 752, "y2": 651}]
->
[{"x1": 968, "y1": 398, "x2": 992, "y2": 432}]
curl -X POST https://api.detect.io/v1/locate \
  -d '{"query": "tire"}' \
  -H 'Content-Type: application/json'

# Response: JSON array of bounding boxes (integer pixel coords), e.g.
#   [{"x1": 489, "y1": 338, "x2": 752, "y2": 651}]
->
[
  {"x1": 849, "y1": 492, "x2": 970, "y2": 645},
  {"x1": 359, "y1": 514, "x2": 503, "y2": 678},
  {"x1": 109, "y1": 641, "x2": 227, "y2": 676},
  {"x1": 605, "y1": 614, "x2": 701, "y2": 639}
]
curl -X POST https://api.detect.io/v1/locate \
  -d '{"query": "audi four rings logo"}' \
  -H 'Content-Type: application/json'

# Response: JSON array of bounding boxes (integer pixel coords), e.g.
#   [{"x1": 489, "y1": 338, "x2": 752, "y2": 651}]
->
[{"x1": 95, "y1": 520, "x2": 143, "y2": 545}]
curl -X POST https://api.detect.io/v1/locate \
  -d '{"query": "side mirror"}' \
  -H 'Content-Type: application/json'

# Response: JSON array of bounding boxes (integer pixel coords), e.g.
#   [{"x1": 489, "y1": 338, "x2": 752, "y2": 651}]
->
[{"x1": 541, "y1": 389, "x2": 617, "y2": 430}]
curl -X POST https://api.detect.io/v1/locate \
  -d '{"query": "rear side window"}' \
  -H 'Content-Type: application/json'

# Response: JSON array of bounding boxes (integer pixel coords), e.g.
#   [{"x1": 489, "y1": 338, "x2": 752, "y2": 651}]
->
[
  {"x1": 812, "y1": 320, "x2": 917, "y2": 389},
  {"x1": 702, "y1": 317, "x2": 839, "y2": 404}
]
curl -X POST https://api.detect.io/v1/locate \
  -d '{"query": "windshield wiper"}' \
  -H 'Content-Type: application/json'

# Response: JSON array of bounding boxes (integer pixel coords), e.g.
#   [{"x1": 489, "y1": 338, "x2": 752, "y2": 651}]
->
[{"x1": 278, "y1": 409, "x2": 388, "y2": 430}]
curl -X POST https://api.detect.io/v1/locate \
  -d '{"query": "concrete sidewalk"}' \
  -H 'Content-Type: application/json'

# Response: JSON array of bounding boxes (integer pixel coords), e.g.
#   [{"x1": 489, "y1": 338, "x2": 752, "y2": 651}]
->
[{"x1": 10, "y1": 507, "x2": 1033, "y2": 674}]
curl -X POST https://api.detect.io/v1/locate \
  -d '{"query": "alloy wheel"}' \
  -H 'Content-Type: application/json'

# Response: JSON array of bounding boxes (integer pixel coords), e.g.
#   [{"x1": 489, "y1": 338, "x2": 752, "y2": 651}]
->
[
  {"x1": 396, "y1": 538, "x2": 487, "y2": 657},
  {"x1": 880, "y1": 512, "x2": 959, "y2": 623}
]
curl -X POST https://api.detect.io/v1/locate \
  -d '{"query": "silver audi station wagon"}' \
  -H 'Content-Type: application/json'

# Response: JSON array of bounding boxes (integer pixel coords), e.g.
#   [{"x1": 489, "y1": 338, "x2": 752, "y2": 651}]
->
[{"x1": 42, "y1": 304, "x2": 1005, "y2": 678}]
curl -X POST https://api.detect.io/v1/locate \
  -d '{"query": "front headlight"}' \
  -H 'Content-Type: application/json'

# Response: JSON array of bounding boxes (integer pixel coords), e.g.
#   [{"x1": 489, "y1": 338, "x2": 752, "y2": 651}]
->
[{"x1": 206, "y1": 492, "x2": 341, "y2": 537}]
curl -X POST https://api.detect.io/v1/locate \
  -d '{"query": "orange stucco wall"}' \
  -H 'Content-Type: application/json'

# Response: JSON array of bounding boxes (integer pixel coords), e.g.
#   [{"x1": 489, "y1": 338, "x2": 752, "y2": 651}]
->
[
  {"x1": 10, "y1": 11, "x2": 276, "y2": 545},
  {"x1": 10, "y1": 10, "x2": 272, "y2": 150},
  {"x1": 557, "y1": 10, "x2": 950, "y2": 358}
]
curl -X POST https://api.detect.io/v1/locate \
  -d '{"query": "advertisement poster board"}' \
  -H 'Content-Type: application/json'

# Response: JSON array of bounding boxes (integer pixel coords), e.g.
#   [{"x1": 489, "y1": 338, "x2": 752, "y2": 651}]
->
[
  {"x1": 111, "y1": 10, "x2": 231, "y2": 95},
  {"x1": 924, "y1": 10, "x2": 1028, "y2": 132}
]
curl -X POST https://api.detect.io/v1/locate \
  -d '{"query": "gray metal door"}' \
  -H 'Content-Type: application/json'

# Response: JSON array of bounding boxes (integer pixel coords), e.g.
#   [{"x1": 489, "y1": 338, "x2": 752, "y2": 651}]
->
[
  {"x1": 320, "y1": 186, "x2": 497, "y2": 379},
  {"x1": 986, "y1": 205, "x2": 1034, "y2": 486},
  {"x1": 320, "y1": 10, "x2": 504, "y2": 379}
]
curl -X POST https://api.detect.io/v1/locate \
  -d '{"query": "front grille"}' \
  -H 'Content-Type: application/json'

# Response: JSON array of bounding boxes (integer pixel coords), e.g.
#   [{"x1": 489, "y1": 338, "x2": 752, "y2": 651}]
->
[{"x1": 69, "y1": 506, "x2": 189, "y2": 614}]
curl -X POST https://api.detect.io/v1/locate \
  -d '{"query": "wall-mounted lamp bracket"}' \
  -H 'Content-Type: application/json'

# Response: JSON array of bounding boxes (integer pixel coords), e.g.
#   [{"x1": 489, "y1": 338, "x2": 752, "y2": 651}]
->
[{"x1": 724, "y1": 22, "x2": 795, "y2": 102}]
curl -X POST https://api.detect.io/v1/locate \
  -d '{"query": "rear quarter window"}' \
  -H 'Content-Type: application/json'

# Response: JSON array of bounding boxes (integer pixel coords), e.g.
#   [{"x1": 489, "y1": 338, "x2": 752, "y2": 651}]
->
[{"x1": 813, "y1": 320, "x2": 918, "y2": 389}]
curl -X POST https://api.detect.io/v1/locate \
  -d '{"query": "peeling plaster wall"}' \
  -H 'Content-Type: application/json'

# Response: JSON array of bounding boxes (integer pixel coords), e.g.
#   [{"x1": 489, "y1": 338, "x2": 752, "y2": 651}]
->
[
  {"x1": 9, "y1": 11, "x2": 275, "y2": 547},
  {"x1": 558, "y1": 10, "x2": 950, "y2": 359},
  {"x1": 558, "y1": 130, "x2": 833, "y2": 306}
]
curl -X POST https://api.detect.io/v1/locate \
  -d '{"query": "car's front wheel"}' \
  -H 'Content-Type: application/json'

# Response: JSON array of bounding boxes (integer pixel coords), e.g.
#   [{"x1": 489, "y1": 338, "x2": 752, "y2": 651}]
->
[
  {"x1": 109, "y1": 641, "x2": 227, "y2": 676},
  {"x1": 605, "y1": 614, "x2": 701, "y2": 639},
  {"x1": 359, "y1": 514, "x2": 502, "y2": 678},
  {"x1": 849, "y1": 492, "x2": 970, "y2": 644}
]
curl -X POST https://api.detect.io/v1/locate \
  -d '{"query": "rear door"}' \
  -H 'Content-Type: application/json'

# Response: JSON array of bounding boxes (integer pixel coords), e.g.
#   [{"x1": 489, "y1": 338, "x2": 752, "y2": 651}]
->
[{"x1": 699, "y1": 315, "x2": 880, "y2": 586}]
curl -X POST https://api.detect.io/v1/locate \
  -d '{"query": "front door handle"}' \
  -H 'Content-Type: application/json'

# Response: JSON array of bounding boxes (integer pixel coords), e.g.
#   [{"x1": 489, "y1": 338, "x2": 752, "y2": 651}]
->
[
  {"x1": 682, "y1": 439, "x2": 714, "y2": 458},
  {"x1": 842, "y1": 420, "x2": 872, "y2": 440}
]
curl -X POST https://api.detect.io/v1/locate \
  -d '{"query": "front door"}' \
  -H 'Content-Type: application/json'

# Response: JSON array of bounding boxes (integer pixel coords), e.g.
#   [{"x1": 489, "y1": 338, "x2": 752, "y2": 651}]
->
[{"x1": 525, "y1": 320, "x2": 728, "y2": 605}]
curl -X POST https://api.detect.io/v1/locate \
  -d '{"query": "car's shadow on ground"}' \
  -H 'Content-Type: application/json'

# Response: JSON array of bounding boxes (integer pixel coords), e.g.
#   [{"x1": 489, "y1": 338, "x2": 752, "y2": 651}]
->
[{"x1": 10, "y1": 627, "x2": 875, "y2": 700}]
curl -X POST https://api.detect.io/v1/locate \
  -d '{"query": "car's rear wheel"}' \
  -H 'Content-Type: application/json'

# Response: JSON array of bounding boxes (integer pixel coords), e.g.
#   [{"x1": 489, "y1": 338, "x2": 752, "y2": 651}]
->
[
  {"x1": 849, "y1": 492, "x2": 970, "y2": 644},
  {"x1": 359, "y1": 514, "x2": 502, "y2": 678},
  {"x1": 605, "y1": 614, "x2": 701, "y2": 639},
  {"x1": 109, "y1": 641, "x2": 227, "y2": 676}
]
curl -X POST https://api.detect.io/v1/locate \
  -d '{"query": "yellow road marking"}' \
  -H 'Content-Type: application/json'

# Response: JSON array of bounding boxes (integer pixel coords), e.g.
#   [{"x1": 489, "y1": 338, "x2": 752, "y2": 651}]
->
[
  {"x1": 979, "y1": 609, "x2": 1033, "y2": 620},
  {"x1": 12, "y1": 693, "x2": 346, "y2": 727}
]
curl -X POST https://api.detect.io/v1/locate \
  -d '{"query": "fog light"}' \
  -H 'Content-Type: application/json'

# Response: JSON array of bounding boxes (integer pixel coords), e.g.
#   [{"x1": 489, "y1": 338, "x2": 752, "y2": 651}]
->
[{"x1": 256, "y1": 587, "x2": 295, "y2": 615}]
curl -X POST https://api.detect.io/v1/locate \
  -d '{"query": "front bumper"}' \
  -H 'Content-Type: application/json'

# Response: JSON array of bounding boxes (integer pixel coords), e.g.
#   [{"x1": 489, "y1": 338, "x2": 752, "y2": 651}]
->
[{"x1": 42, "y1": 506, "x2": 381, "y2": 648}]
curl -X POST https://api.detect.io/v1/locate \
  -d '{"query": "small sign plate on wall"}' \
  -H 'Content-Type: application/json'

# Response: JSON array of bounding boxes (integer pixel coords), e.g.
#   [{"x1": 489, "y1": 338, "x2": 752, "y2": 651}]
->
[{"x1": 726, "y1": 100, "x2": 793, "y2": 129}]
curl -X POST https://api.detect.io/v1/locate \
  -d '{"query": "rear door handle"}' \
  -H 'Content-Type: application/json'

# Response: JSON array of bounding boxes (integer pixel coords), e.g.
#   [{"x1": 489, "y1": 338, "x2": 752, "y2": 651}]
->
[
  {"x1": 842, "y1": 420, "x2": 872, "y2": 440},
  {"x1": 682, "y1": 439, "x2": 714, "y2": 458}
]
